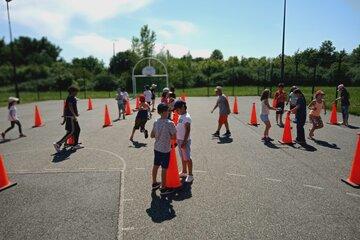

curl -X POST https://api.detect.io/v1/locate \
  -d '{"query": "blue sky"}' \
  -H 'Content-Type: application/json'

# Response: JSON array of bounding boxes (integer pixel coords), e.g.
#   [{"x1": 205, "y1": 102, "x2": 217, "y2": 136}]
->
[{"x1": 1, "y1": 0, "x2": 359, "y2": 65}]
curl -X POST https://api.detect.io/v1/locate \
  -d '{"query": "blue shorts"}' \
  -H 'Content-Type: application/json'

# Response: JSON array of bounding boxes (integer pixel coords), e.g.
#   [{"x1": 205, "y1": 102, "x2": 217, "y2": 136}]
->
[
  {"x1": 177, "y1": 139, "x2": 191, "y2": 161},
  {"x1": 260, "y1": 114, "x2": 269, "y2": 123},
  {"x1": 154, "y1": 150, "x2": 170, "y2": 169}
]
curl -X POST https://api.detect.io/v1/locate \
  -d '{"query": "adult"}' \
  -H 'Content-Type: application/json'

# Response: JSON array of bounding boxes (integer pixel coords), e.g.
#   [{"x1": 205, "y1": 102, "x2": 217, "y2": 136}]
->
[
  {"x1": 211, "y1": 86, "x2": 231, "y2": 137},
  {"x1": 335, "y1": 84, "x2": 350, "y2": 126},
  {"x1": 290, "y1": 88, "x2": 307, "y2": 144}
]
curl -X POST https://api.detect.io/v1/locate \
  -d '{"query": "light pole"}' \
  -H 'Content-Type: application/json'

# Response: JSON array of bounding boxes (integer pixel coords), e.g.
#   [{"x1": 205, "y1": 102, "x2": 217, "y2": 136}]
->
[
  {"x1": 5, "y1": 0, "x2": 19, "y2": 99},
  {"x1": 280, "y1": 0, "x2": 287, "y2": 84}
]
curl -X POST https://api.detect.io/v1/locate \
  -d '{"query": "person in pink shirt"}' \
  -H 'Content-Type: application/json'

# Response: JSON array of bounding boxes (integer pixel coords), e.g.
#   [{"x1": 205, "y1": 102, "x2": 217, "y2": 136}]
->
[{"x1": 308, "y1": 90, "x2": 326, "y2": 139}]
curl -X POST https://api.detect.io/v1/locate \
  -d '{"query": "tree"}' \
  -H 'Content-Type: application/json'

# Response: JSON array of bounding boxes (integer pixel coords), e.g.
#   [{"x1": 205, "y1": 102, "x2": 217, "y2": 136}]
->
[
  {"x1": 109, "y1": 50, "x2": 139, "y2": 75},
  {"x1": 131, "y1": 25, "x2": 156, "y2": 58},
  {"x1": 71, "y1": 56, "x2": 105, "y2": 75},
  {"x1": 210, "y1": 49, "x2": 223, "y2": 61},
  {"x1": 318, "y1": 40, "x2": 336, "y2": 68}
]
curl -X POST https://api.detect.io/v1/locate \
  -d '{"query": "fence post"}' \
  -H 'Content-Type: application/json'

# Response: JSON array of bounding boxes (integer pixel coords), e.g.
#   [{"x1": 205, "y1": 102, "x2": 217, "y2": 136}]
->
[
  {"x1": 59, "y1": 90, "x2": 62, "y2": 100},
  {"x1": 207, "y1": 77, "x2": 210, "y2": 97}
]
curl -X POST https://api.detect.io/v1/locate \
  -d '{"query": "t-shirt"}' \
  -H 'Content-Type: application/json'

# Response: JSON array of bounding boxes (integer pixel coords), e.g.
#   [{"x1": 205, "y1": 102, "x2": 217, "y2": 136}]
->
[
  {"x1": 217, "y1": 94, "x2": 230, "y2": 115},
  {"x1": 8, "y1": 105, "x2": 18, "y2": 121},
  {"x1": 340, "y1": 89, "x2": 350, "y2": 106},
  {"x1": 64, "y1": 95, "x2": 78, "y2": 117},
  {"x1": 261, "y1": 100, "x2": 270, "y2": 115},
  {"x1": 116, "y1": 91, "x2": 125, "y2": 103},
  {"x1": 176, "y1": 112, "x2": 191, "y2": 140},
  {"x1": 152, "y1": 118, "x2": 177, "y2": 153},
  {"x1": 144, "y1": 90, "x2": 152, "y2": 102},
  {"x1": 288, "y1": 92, "x2": 298, "y2": 106},
  {"x1": 275, "y1": 90, "x2": 286, "y2": 103},
  {"x1": 295, "y1": 96, "x2": 307, "y2": 122}
]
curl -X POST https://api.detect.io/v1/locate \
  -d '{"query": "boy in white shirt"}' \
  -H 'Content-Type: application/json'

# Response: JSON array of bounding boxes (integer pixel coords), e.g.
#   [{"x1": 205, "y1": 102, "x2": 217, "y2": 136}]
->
[
  {"x1": 173, "y1": 100, "x2": 193, "y2": 183},
  {"x1": 143, "y1": 85, "x2": 152, "y2": 118}
]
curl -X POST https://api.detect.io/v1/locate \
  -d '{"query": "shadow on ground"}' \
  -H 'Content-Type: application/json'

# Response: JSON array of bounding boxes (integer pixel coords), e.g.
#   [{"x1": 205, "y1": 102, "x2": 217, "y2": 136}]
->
[
  {"x1": 129, "y1": 141, "x2": 147, "y2": 148},
  {"x1": 312, "y1": 139, "x2": 340, "y2": 149},
  {"x1": 146, "y1": 192, "x2": 176, "y2": 223},
  {"x1": 217, "y1": 136, "x2": 233, "y2": 144},
  {"x1": 51, "y1": 148, "x2": 77, "y2": 163}
]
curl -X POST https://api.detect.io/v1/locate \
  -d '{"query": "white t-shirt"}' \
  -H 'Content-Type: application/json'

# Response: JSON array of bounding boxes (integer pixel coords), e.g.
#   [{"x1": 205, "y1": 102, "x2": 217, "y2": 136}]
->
[
  {"x1": 8, "y1": 105, "x2": 18, "y2": 121},
  {"x1": 176, "y1": 112, "x2": 192, "y2": 140},
  {"x1": 144, "y1": 90, "x2": 152, "y2": 102},
  {"x1": 261, "y1": 100, "x2": 270, "y2": 115}
]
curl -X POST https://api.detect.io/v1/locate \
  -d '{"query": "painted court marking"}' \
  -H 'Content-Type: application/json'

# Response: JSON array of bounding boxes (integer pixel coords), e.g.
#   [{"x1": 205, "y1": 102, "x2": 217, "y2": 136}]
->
[
  {"x1": 265, "y1": 178, "x2": 282, "y2": 182},
  {"x1": 226, "y1": 173, "x2": 247, "y2": 177},
  {"x1": 193, "y1": 170, "x2": 207, "y2": 173},
  {"x1": 135, "y1": 167, "x2": 145, "y2": 170},
  {"x1": 303, "y1": 184, "x2": 324, "y2": 190},
  {"x1": 346, "y1": 192, "x2": 360, "y2": 198}
]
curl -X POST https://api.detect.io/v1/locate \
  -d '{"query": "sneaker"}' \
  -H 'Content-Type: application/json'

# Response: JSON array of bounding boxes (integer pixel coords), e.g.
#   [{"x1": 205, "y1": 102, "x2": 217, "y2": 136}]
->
[
  {"x1": 266, "y1": 137, "x2": 274, "y2": 141},
  {"x1": 212, "y1": 131, "x2": 220, "y2": 137},
  {"x1": 179, "y1": 172, "x2": 187, "y2": 178},
  {"x1": 19, "y1": 133, "x2": 26, "y2": 138},
  {"x1": 261, "y1": 136, "x2": 267, "y2": 141},
  {"x1": 152, "y1": 182, "x2": 161, "y2": 190},
  {"x1": 53, "y1": 142, "x2": 61, "y2": 153},
  {"x1": 144, "y1": 130, "x2": 149, "y2": 139},
  {"x1": 223, "y1": 131, "x2": 231, "y2": 136},
  {"x1": 1, "y1": 132, "x2": 5, "y2": 139},
  {"x1": 160, "y1": 188, "x2": 174, "y2": 195},
  {"x1": 71, "y1": 144, "x2": 83, "y2": 150},
  {"x1": 185, "y1": 175, "x2": 194, "y2": 183}
]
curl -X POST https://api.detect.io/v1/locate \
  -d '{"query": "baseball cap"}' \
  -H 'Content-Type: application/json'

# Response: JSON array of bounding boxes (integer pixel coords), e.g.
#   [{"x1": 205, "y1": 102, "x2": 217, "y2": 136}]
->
[{"x1": 8, "y1": 97, "x2": 19, "y2": 103}]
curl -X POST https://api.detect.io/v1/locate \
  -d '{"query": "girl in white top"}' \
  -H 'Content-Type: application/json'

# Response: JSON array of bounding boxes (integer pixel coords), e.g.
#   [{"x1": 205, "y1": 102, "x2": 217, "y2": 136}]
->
[
  {"x1": 308, "y1": 90, "x2": 326, "y2": 139},
  {"x1": 1, "y1": 97, "x2": 26, "y2": 139},
  {"x1": 260, "y1": 89, "x2": 278, "y2": 141}
]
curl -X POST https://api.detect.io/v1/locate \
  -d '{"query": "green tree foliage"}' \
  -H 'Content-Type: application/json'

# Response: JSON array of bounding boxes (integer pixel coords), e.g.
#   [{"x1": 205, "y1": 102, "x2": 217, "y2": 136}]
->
[
  {"x1": 210, "y1": 49, "x2": 224, "y2": 61},
  {"x1": 131, "y1": 25, "x2": 156, "y2": 58},
  {"x1": 109, "y1": 50, "x2": 139, "y2": 75}
]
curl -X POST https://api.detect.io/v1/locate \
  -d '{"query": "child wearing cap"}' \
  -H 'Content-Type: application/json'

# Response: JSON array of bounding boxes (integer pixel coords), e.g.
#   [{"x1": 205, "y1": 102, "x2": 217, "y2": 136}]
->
[
  {"x1": 274, "y1": 83, "x2": 286, "y2": 127},
  {"x1": 129, "y1": 95, "x2": 150, "y2": 141},
  {"x1": 211, "y1": 86, "x2": 231, "y2": 137},
  {"x1": 143, "y1": 85, "x2": 152, "y2": 119},
  {"x1": 174, "y1": 100, "x2": 193, "y2": 183},
  {"x1": 308, "y1": 90, "x2": 326, "y2": 139},
  {"x1": 150, "y1": 84, "x2": 157, "y2": 112},
  {"x1": 115, "y1": 87, "x2": 127, "y2": 120},
  {"x1": 1, "y1": 97, "x2": 26, "y2": 139},
  {"x1": 334, "y1": 84, "x2": 350, "y2": 126},
  {"x1": 53, "y1": 85, "x2": 81, "y2": 152},
  {"x1": 150, "y1": 103, "x2": 177, "y2": 195}
]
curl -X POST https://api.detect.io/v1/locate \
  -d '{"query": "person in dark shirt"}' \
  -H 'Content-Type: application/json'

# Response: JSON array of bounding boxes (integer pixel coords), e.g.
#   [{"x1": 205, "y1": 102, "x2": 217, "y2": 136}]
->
[
  {"x1": 53, "y1": 85, "x2": 81, "y2": 152},
  {"x1": 335, "y1": 84, "x2": 350, "y2": 126},
  {"x1": 290, "y1": 88, "x2": 307, "y2": 144}
]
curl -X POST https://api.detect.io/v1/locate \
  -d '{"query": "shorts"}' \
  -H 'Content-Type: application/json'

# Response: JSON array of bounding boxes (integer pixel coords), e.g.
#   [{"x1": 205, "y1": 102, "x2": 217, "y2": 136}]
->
[
  {"x1": 276, "y1": 102, "x2": 285, "y2": 114},
  {"x1": 117, "y1": 101, "x2": 125, "y2": 111},
  {"x1": 260, "y1": 114, "x2": 269, "y2": 123},
  {"x1": 309, "y1": 115, "x2": 323, "y2": 128},
  {"x1": 218, "y1": 115, "x2": 228, "y2": 125},
  {"x1": 134, "y1": 118, "x2": 147, "y2": 130},
  {"x1": 154, "y1": 150, "x2": 170, "y2": 169},
  {"x1": 177, "y1": 139, "x2": 191, "y2": 161},
  {"x1": 65, "y1": 117, "x2": 77, "y2": 132}
]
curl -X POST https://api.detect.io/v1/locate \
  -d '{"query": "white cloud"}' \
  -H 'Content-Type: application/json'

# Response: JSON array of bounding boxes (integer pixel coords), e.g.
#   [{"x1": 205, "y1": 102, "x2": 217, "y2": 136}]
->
[
  {"x1": 165, "y1": 20, "x2": 198, "y2": 36},
  {"x1": 155, "y1": 43, "x2": 210, "y2": 58},
  {"x1": 7, "y1": 0, "x2": 153, "y2": 38},
  {"x1": 149, "y1": 19, "x2": 198, "y2": 40},
  {"x1": 69, "y1": 34, "x2": 131, "y2": 63}
]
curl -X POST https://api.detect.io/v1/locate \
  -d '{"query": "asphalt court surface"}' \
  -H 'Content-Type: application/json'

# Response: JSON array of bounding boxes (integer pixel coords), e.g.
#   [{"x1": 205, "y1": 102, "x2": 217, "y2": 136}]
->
[{"x1": 1, "y1": 96, "x2": 360, "y2": 240}]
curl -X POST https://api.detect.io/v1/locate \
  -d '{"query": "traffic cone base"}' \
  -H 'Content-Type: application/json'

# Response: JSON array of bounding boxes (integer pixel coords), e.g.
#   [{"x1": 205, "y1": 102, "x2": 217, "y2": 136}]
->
[
  {"x1": 341, "y1": 178, "x2": 360, "y2": 188},
  {"x1": 278, "y1": 140, "x2": 295, "y2": 145},
  {"x1": 0, "y1": 182, "x2": 17, "y2": 192},
  {"x1": 0, "y1": 155, "x2": 17, "y2": 192},
  {"x1": 341, "y1": 133, "x2": 360, "y2": 188}
]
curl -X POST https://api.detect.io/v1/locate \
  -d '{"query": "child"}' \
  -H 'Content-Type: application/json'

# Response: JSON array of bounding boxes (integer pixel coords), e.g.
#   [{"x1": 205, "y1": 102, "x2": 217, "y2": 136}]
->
[
  {"x1": 211, "y1": 86, "x2": 231, "y2": 137},
  {"x1": 286, "y1": 86, "x2": 298, "y2": 122},
  {"x1": 150, "y1": 103, "x2": 177, "y2": 195},
  {"x1": 308, "y1": 90, "x2": 326, "y2": 139},
  {"x1": 334, "y1": 84, "x2": 350, "y2": 126},
  {"x1": 115, "y1": 87, "x2": 126, "y2": 120},
  {"x1": 260, "y1": 89, "x2": 278, "y2": 141},
  {"x1": 129, "y1": 95, "x2": 150, "y2": 141},
  {"x1": 1, "y1": 97, "x2": 26, "y2": 139},
  {"x1": 274, "y1": 83, "x2": 286, "y2": 127},
  {"x1": 143, "y1": 85, "x2": 153, "y2": 119},
  {"x1": 174, "y1": 100, "x2": 193, "y2": 183},
  {"x1": 53, "y1": 85, "x2": 81, "y2": 152},
  {"x1": 150, "y1": 84, "x2": 157, "y2": 112},
  {"x1": 290, "y1": 88, "x2": 307, "y2": 144}
]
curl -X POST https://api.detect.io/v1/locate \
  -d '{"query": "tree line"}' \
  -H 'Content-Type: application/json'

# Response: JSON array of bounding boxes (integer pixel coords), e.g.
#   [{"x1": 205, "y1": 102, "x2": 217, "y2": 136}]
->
[{"x1": 0, "y1": 25, "x2": 359, "y2": 93}]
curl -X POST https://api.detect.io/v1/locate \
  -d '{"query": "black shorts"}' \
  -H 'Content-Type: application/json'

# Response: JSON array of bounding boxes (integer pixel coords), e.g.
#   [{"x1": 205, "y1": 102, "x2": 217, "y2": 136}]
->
[
  {"x1": 154, "y1": 150, "x2": 170, "y2": 169},
  {"x1": 276, "y1": 102, "x2": 285, "y2": 114},
  {"x1": 65, "y1": 118, "x2": 77, "y2": 132},
  {"x1": 134, "y1": 118, "x2": 147, "y2": 130}
]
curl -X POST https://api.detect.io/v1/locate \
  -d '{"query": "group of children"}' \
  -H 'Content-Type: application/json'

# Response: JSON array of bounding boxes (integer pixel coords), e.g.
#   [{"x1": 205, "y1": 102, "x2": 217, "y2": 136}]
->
[{"x1": 259, "y1": 83, "x2": 351, "y2": 144}]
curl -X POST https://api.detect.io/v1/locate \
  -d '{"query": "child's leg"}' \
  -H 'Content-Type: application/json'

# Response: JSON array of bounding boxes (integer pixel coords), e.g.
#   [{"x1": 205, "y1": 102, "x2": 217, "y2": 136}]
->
[
  {"x1": 264, "y1": 121, "x2": 271, "y2": 137},
  {"x1": 216, "y1": 123, "x2": 222, "y2": 132},
  {"x1": 187, "y1": 159, "x2": 193, "y2": 176},
  {"x1": 73, "y1": 121, "x2": 81, "y2": 144},
  {"x1": 4, "y1": 121, "x2": 16, "y2": 134},
  {"x1": 129, "y1": 128, "x2": 136, "y2": 141},
  {"x1": 152, "y1": 165, "x2": 160, "y2": 184},
  {"x1": 224, "y1": 121, "x2": 230, "y2": 132},
  {"x1": 161, "y1": 168, "x2": 167, "y2": 188},
  {"x1": 279, "y1": 113, "x2": 283, "y2": 125},
  {"x1": 14, "y1": 120, "x2": 23, "y2": 135}
]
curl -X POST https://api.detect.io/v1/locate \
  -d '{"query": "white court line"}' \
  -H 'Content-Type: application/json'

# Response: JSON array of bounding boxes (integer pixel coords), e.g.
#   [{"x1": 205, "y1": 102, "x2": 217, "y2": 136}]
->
[
  {"x1": 265, "y1": 178, "x2": 282, "y2": 182},
  {"x1": 79, "y1": 167, "x2": 96, "y2": 171},
  {"x1": 346, "y1": 192, "x2": 360, "y2": 198},
  {"x1": 108, "y1": 168, "x2": 122, "y2": 171},
  {"x1": 122, "y1": 227, "x2": 135, "y2": 231},
  {"x1": 135, "y1": 167, "x2": 145, "y2": 170},
  {"x1": 226, "y1": 173, "x2": 247, "y2": 177},
  {"x1": 123, "y1": 199, "x2": 133, "y2": 202},
  {"x1": 43, "y1": 168, "x2": 62, "y2": 172},
  {"x1": 303, "y1": 184, "x2": 324, "y2": 190},
  {"x1": 193, "y1": 170, "x2": 207, "y2": 173}
]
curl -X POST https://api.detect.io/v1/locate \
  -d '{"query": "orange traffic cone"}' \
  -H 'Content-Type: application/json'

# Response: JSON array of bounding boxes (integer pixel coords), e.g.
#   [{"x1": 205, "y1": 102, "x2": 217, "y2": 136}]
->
[
  {"x1": 329, "y1": 102, "x2": 338, "y2": 125},
  {"x1": 172, "y1": 111, "x2": 179, "y2": 125},
  {"x1": 87, "y1": 98, "x2": 93, "y2": 111},
  {"x1": 279, "y1": 112, "x2": 294, "y2": 144},
  {"x1": 135, "y1": 96, "x2": 140, "y2": 109},
  {"x1": 0, "y1": 155, "x2": 17, "y2": 192},
  {"x1": 233, "y1": 96, "x2": 239, "y2": 114},
  {"x1": 66, "y1": 135, "x2": 74, "y2": 145},
  {"x1": 103, "y1": 105, "x2": 112, "y2": 127},
  {"x1": 341, "y1": 133, "x2": 360, "y2": 188},
  {"x1": 180, "y1": 93, "x2": 186, "y2": 101},
  {"x1": 248, "y1": 103, "x2": 259, "y2": 126},
  {"x1": 125, "y1": 101, "x2": 132, "y2": 115},
  {"x1": 165, "y1": 140, "x2": 182, "y2": 189},
  {"x1": 33, "y1": 105, "x2": 43, "y2": 127}
]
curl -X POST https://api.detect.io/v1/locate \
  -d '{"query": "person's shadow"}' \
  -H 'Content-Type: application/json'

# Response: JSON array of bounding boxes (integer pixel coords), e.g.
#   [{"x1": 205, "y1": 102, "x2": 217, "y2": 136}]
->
[
  {"x1": 264, "y1": 140, "x2": 279, "y2": 149},
  {"x1": 312, "y1": 139, "x2": 340, "y2": 149},
  {"x1": 347, "y1": 125, "x2": 359, "y2": 130},
  {"x1": 296, "y1": 142, "x2": 317, "y2": 152},
  {"x1": 129, "y1": 141, "x2": 147, "y2": 148},
  {"x1": 51, "y1": 148, "x2": 77, "y2": 163},
  {"x1": 171, "y1": 182, "x2": 193, "y2": 201},
  {"x1": 146, "y1": 192, "x2": 176, "y2": 223},
  {"x1": 217, "y1": 136, "x2": 233, "y2": 144}
]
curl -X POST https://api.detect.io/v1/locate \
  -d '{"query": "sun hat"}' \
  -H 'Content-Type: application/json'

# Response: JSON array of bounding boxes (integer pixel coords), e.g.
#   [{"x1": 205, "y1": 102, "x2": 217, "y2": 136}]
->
[
  {"x1": 163, "y1": 87, "x2": 170, "y2": 93},
  {"x1": 151, "y1": 84, "x2": 157, "y2": 89},
  {"x1": 315, "y1": 90, "x2": 325, "y2": 96},
  {"x1": 214, "y1": 86, "x2": 222, "y2": 92},
  {"x1": 337, "y1": 84, "x2": 344, "y2": 91},
  {"x1": 8, "y1": 97, "x2": 19, "y2": 103}
]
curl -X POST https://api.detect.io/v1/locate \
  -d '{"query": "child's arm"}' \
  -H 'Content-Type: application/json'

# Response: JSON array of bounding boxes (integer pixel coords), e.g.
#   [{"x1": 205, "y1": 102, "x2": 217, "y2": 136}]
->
[
  {"x1": 211, "y1": 101, "x2": 219, "y2": 113},
  {"x1": 265, "y1": 99, "x2": 277, "y2": 111},
  {"x1": 307, "y1": 100, "x2": 316, "y2": 110},
  {"x1": 323, "y1": 101, "x2": 327, "y2": 115},
  {"x1": 181, "y1": 123, "x2": 191, "y2": 148},
  {"x1": 150, "y1": 125, "x2": 155, "y2": 138}
]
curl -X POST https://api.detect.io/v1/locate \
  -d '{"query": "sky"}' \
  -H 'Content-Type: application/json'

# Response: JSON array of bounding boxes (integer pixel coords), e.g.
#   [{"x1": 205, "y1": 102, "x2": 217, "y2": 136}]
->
[{"x1": 0, "y1": 0, "x2": 359, "y2": 65}]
